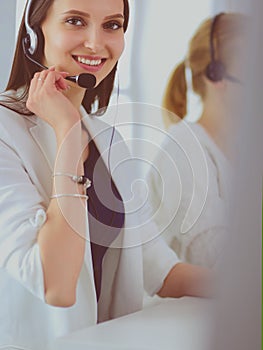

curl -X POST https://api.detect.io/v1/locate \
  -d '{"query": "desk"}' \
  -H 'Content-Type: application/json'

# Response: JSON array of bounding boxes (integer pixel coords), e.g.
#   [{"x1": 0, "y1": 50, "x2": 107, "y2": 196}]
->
[{"x1": 52, "y1": 297, "x2": 214, "y2": 350}]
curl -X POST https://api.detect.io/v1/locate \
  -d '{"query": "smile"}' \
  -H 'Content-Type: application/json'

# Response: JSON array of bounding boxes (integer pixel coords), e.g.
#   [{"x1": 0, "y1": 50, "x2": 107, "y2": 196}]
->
[{"x1": 73, "y1": 56, "x2": 104, "y2": 66}]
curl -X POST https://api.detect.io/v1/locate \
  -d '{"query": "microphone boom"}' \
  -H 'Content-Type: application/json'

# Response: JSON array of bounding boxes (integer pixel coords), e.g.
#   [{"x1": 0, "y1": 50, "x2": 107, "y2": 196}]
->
[
  {"x1": 22, "y1": 41, "x2": 96, "y2": 89},
  {"x1": 66, "y1": 74, "x2": 96, "y2": 89}
]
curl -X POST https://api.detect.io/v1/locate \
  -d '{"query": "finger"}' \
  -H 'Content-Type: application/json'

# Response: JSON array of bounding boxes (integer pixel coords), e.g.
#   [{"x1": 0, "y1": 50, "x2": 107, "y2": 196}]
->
[
  {"x1": 45, "y1": 70, "x2": 69, "y2": 91},
  {"x1": 54, "y1": 71, "x2": 70, "y2": 90},
  {"x1": 30, "y1": 72, "x2": 41, "y2": 91},
  {"x1": 59, "y1": 71, "x2": 69, "y2": 76},
  {"x1": 38, "y1": 69, "x2": 49, "y2": 82},
  {"x1": 36, "y1": 69, "x2": 57, "y2": 89},
  {"x1": 31, "y1": 70, "x2": 49, "y2": 91},
  {"x1": 56, "y1": 77, "x2": 69, "y2": 91}
]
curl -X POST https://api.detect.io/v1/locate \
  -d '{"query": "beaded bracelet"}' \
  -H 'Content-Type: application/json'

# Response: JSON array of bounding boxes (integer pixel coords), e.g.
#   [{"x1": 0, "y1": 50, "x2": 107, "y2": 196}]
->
[{"x1": 52, "y1": 172, "x2": 92, "y2": 190}]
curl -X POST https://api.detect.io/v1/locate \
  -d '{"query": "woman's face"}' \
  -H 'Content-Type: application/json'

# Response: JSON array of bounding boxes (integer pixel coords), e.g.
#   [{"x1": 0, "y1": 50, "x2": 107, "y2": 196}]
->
[{"x1": 41, "y1": 0, "x2": 125, "y2": 87}]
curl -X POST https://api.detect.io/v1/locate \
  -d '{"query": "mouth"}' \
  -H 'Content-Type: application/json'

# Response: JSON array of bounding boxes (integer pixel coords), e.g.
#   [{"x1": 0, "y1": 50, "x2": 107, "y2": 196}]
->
[{"x1": 72, "y1": 55, "x2": 106, "y2": 68}]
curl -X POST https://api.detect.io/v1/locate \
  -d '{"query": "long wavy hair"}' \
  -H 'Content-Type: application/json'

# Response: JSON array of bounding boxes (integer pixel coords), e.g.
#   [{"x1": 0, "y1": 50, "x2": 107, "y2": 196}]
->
[{"x1": 1, "y1": 0, "x2": 129, "y2": 116}]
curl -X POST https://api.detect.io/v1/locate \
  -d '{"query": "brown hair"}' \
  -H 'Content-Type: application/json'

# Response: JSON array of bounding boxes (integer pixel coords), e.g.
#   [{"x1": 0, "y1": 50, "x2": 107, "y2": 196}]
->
[
  {"x1": 1, "y1": 0, "x2": 129, "y2": 116},
  {"x1": 163, "y1": 13, "x2": 247, "y2": 124}
]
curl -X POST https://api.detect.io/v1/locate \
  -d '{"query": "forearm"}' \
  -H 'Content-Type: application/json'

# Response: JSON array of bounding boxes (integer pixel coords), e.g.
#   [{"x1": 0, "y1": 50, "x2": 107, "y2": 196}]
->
[
  {"x1": 157, "y1": 262, "x2": 215, "y2": 299},
  {"x1": 38, "y1": 206, "x2": 86, "y2": 307},
  {"x1": 38, "y1": 122, "x2": 87, "y2": 307}
]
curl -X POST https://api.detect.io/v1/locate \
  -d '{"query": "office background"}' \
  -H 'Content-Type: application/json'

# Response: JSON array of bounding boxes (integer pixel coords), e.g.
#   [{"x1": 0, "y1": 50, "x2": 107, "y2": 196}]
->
[{"x1": 0, "y1": 1, "x2": 261, "y2": 350}]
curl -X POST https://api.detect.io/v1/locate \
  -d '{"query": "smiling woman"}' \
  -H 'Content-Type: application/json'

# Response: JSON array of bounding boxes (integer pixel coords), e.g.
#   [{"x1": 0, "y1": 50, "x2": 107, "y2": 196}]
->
[
  {"x1": 0, "y1": 0, "x2": 213, "y2": 349},
  {"x1": 4, "y1": 0, "x2": 129, "y2": 116}
]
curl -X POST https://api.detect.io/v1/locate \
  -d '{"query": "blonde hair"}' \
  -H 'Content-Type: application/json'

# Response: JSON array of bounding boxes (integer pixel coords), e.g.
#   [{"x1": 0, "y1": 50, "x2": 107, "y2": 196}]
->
[{"x1": 162, "y1": 13, "x2": 248, "y2": 126}]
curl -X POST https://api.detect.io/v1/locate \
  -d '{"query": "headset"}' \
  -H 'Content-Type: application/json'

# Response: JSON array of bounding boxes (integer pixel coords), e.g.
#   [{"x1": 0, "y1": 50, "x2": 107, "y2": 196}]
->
[
  {"x1": 23, "y1": 0, "x2": 38, "y2": 56},
  {"x1": 205, "y1": 12, "x2": 242, "y2": 84}
]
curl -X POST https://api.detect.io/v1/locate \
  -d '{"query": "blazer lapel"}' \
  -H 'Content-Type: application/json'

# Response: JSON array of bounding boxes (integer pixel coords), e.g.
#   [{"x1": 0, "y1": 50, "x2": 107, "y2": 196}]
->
[
  {"x1": 29, "y1": 117, "x2": 57, "y2": 172},
  {"x1": 28, "y1": 118, "x2": 56, "y2": 205}
]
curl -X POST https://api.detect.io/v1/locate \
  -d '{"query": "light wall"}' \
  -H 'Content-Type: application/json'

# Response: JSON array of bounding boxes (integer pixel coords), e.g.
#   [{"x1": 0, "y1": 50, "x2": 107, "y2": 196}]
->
[
  {"x1": 118, "y1": 0, "x2": 213, "y2": 126},
  {"x1": 102, "y1": 1, "x2": 215, "y2": 168},
  {"x1": 0, "y1": 0, "x2": 16, "y2": 92}
]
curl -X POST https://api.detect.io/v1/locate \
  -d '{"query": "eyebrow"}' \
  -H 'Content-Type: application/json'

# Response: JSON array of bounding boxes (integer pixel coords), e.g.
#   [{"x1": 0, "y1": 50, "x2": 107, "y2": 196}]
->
[{"x1": 62, "y1": 9, "x2": 124, "y2": 20}]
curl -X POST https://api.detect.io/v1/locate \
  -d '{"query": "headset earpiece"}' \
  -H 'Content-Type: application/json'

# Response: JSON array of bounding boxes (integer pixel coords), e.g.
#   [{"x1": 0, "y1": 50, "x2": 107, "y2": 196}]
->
[
  {"x1": 205, "y1": 13, "x2": 225, "y2": 82},
  {"x1": 23, "y1": 0, "x2": 38, "y2": 56},
  {"x1": 205, "y1": 13, "x2": 242, "y2": 85},
  {"x1": 205, "y1": 60, "x2": 226, "y2": 82},
  {"x1": 23, "y1": 28, "x2": 38, "y2": 56}
]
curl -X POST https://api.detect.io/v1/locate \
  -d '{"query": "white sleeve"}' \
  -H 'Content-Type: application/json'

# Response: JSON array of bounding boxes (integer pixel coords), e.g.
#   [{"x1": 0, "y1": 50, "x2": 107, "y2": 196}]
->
[
  {"x1": 145, "y1": 142, "x2": 183, "y2": 248},
  {"x1": 145, "y1": 124, "x2": 228, "y2": 269},
  {"x1": 183, "y1": 227, "x2": 227, "y2": 268},
  {"x1": 0, "y1": 133, "x2": 46, "y2": 302},
  {"x1": 135, "y1": 185, "x2": 181, "y2": 296},
  {"x1": 142, "y1": 233, "x2": 181, "y2": 296}
]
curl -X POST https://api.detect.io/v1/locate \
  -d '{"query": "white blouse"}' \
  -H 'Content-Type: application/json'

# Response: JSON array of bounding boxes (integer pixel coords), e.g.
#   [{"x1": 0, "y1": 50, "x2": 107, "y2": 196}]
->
[{"x1": 146, "y1": 121, "x2": 231, "y2": 268}]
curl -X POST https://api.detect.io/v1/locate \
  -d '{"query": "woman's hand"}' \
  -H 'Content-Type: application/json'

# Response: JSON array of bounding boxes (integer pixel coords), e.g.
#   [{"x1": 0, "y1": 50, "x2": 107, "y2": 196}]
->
[
  {"x1": 157, "y1": 262, "x2": 216, "y2": 298},
  {"x1": 26, "y1": 67, "x2": 81, "y2": 134}
]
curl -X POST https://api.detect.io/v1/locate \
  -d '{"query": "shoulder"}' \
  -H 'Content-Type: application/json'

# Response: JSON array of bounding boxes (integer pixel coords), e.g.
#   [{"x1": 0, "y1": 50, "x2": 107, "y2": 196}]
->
[
  {"x1": 0, "y1": 103, "x2": 22, "y2": 121},
  {"x1": 0, "y1": 105, "x2": 37, "y2": 153},
  {"x1": 0, "y1": 104, "x2": 33, "y2": 131},
  {"x1": 151, "y1": 121, "x2": 204, "y2": 167},
  {"x1": 0, "y1": 88, "x2": 32, "y2": 120},
  {"x1": 166, "y1": 121, "x2": 224, "y2": 167},
  {"x1": 168, "y1": 121, "x2": 207, "y2": 145},
  {"x1": 0, "y1": 104, "x2": 21, "y2": 137}
]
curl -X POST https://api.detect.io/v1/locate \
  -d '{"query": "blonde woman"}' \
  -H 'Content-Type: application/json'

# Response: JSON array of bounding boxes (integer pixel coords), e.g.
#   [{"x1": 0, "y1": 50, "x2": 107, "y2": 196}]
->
[{"x1": 147, "y1": 13, "x2": 248, "y2": 268}]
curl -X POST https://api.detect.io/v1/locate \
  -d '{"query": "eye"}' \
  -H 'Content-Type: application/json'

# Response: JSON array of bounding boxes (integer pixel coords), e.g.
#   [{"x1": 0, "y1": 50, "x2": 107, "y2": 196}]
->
[
  {"x1": 65, "y1": 17, "x2": 86, "y2": 27},
  {"x1": 103, "y1": 21, "x2": 123, "y2": 31}
]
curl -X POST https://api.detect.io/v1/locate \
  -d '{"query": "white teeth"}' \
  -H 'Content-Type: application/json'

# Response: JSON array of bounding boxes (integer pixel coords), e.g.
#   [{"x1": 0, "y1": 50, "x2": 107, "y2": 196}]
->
[{"x1": 77, "y1": 56, "x2": 102, "y2": 66}]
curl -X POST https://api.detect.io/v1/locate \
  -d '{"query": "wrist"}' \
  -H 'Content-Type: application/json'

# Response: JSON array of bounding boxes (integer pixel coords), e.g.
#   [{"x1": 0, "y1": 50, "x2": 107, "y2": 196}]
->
[{"x1": 55, "y1": 120, "x2": 82, "y2": 145}]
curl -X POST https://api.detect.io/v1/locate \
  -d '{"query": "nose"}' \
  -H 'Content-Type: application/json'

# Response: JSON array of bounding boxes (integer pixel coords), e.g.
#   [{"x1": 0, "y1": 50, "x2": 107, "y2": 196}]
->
[{"x1": 83, "y1": 25, "x2": 103, "y2": 52}]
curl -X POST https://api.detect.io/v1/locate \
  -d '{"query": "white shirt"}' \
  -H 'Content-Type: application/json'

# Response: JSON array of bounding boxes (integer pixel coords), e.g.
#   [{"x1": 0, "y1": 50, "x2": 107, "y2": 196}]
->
[{"x1": 146, "y1": 121, "x2": 231, "y2": 268}]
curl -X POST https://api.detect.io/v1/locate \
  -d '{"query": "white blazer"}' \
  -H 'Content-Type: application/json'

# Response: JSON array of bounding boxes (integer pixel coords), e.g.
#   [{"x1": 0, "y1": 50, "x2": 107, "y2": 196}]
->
[{"x1": 0, "y1": 101, "x2": 179, "y2": 350}]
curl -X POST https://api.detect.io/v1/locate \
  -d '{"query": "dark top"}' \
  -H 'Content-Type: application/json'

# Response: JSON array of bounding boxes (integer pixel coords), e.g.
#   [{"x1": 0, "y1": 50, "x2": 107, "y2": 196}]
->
[{"x1": 84, "y1": 139, "x2": 125, "y2": 301}]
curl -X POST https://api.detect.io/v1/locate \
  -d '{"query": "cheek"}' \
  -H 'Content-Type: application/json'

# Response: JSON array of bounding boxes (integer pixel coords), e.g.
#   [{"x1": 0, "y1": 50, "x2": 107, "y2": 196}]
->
[
  {"x1": 42, "y1": 24, "x2": 81, "y2": 56},
  {"x1": 45, "y1": 33, "x2": 78, "y2": 53}
]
